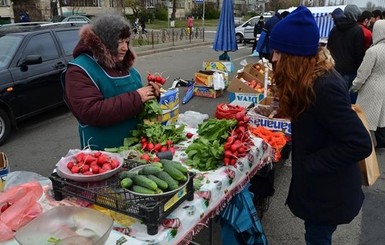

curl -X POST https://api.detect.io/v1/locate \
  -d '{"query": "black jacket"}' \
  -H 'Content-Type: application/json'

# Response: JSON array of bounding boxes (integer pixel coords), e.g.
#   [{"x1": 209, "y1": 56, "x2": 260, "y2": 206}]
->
[
  {"x1": 286, "y1": 69, "x2": 372, "y2": 225},
  {"x1": 327, "y1": 18, "x2": 365, "y2": 75}
]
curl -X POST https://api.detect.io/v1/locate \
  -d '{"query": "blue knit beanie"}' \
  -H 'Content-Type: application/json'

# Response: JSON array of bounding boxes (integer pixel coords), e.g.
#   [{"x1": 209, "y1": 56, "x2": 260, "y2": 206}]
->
[{"x1": 270, "y1": 6, "x2": 319, "y2": 56}]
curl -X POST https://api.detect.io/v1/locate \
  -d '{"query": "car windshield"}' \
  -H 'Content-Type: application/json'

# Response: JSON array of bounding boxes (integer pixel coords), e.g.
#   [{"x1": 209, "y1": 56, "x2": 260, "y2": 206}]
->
[{"x1": 0, "y1": 35, "x2": 22, "y2": 69}]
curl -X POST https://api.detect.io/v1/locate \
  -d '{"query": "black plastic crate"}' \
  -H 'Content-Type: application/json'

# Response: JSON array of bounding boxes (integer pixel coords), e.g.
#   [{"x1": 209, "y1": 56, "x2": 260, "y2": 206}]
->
[{"x1": 49, "y1": 160, "x2": 194, "y2": 235}]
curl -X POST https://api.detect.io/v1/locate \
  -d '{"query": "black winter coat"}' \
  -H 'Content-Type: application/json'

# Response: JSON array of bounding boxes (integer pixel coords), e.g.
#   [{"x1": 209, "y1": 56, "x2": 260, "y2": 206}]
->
[
  {"x1": 327, "y1": 18, "x2": 365, "y2": 75},
  {"x1": 286, "y1": 69, "x2": 372, "y2": 225}
]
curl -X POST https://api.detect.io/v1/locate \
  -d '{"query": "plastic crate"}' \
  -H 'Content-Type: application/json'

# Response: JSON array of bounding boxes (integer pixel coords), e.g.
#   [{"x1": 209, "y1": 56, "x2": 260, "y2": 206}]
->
[{"x1": 49, "y1": 160, "x2": 194, "y2": 235}]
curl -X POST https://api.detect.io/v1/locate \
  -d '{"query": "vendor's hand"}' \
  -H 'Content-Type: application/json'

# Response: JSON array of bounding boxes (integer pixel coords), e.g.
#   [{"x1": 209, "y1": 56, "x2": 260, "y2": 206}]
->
[
  {"x1": 137, "y1": 86, "x2": 156, "y2": 103},
  {"x1": 148, "y1": 81, "x2": 161, "y2": 98}
]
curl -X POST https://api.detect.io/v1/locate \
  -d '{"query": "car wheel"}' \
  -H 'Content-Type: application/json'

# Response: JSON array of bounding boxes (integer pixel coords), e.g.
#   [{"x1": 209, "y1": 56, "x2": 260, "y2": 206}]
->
[
  {"x1": 0, "y1": 108, "x2": 11, "y2": 146},
  {"x1": 236, "y1": 34, "x2": 244, "y2": 44}
]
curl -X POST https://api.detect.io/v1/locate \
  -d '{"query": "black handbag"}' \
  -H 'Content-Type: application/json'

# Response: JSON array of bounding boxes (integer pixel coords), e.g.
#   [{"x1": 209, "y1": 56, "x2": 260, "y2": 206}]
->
[{"x1": 375, "y1": 127, "x2": 385, "y2": 148}]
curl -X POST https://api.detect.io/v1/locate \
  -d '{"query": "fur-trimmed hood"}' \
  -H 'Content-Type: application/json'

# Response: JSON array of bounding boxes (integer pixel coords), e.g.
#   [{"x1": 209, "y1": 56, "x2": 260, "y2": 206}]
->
[{"x1": 73, "y1": 24, "x2": 136, "y2": 70}]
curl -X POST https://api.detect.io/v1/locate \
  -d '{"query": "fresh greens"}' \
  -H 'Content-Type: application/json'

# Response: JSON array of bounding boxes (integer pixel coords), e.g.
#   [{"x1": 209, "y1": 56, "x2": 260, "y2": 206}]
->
[
  {"x1": 197, "y1": 118, "x2": 237, "y2": 143},
  {"x1": 138, "y1": 99, "x2": 163, "y2": 121},
  {"x1": 185, "y1": 137, "x2": 224, "y2": 171}
]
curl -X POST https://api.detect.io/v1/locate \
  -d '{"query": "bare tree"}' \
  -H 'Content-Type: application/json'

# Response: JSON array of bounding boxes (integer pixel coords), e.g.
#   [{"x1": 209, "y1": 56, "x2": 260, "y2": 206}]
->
[{"x1": 124, "y1": 0, "x2": 142, "y2": 16}]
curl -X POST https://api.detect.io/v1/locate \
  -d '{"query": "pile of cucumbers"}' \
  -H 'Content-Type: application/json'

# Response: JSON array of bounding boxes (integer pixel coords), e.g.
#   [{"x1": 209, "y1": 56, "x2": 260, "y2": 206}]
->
[{"x1": 119, "y1": 159, "x2": 189, "y2": 195}]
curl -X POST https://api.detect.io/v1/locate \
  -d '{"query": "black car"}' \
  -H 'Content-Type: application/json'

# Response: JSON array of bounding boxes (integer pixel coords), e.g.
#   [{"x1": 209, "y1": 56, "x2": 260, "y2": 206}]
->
[{"x1": 0, "y1": 24, "x2": 81, "y2": 145}]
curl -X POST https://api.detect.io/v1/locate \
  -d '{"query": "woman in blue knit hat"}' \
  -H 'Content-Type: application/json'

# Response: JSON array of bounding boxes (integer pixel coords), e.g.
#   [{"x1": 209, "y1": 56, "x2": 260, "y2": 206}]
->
[{"x1": 269, "y1": 6, "x2": 372, "y2": 245}]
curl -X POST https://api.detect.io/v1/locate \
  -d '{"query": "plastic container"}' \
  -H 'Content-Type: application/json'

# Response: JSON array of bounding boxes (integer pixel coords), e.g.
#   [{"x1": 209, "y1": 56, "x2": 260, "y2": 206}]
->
[
  {"x1": 15, "y1": 206, "x2": 113, "y2": 245},
  {"x1": 49, "y1": 159, "x2": 195, "y2": 235}
]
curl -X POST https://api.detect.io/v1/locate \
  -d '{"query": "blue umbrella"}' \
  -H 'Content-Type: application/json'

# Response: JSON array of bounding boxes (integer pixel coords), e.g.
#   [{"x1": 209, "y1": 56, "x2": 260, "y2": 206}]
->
[{"x1": 213, "y1": 0, "x2": 238, "y2": 52}]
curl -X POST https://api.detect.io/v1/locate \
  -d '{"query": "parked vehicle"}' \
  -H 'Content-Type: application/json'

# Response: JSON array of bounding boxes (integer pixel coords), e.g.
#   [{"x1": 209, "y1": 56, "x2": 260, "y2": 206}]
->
[
  {"x1": 235, "y1": 14, "x2": 272, "y2": 43},
  {"x1": 51, "y1": 15, "x2": 92, "y2": 23},
  {"x1": 0, "y1": 25, "x2": 81, "y2": 145}
]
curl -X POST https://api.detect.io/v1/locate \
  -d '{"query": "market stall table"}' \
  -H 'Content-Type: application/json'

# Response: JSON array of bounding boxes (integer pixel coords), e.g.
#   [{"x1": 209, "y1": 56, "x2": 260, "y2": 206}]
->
[{"x1": 2, "y1": 129, "x2": 272, "y2": 245}]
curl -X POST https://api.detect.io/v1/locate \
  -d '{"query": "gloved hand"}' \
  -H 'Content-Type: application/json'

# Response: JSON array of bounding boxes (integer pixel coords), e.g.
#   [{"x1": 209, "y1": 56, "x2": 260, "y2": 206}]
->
[{"x1": 349, "y1": 86, "x2": 358, "y2": 93}]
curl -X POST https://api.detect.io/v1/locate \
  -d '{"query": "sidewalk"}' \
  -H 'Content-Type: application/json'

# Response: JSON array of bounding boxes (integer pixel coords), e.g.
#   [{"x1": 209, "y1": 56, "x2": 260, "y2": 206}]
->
[{"x1": 134, "y1": 38, "x2": 213, "y2": 57}]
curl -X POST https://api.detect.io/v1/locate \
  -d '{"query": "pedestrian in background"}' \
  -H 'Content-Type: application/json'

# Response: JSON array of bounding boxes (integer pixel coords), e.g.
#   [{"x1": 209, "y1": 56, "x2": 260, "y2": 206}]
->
[
  {"x1": 270, "y1": 6, "x2": 372, "y2": 245},
  {"x1": 351, "y1": 20, "x2": 385, "y2": 148},
  {"x1": 357, "y1": 10, "x2": 373, "y2": 50},
  {"x1": 257, "y1": 10, "x2": 284, "y2": 60},
  {"x1": 327, "y1": 4, "x2": 365, "y2": 104},
  {"x1": 140, "y1": 18, "x2": 147, "y2": 34},
  {"x1": 251, "y1": 15, "x2": 264, "y2": 56},
  {"x1": 187, "y1": 15, "x2": 194, "y2": 37},
  {"x1": 331, "y1": 7, "x2": 345, "y2": 25},
  {"x1": 369, "y1": 9, "x2": 382, "y2": 30},
  {"x1": 64, "y1": 14, "x2": 160, "y2": 150}
]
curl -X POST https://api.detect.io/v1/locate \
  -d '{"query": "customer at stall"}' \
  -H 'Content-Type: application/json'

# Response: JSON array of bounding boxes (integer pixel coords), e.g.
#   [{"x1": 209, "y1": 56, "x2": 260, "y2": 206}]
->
[
  {"x1": 269, "y1": 6, "x2": 372, "y2": 245},
  {"x1": 63, "y1": 13, "x2": 160, "y2": 150},
  {"x1": 327, "y1": 4, "x2": 365, "y2": 104},
  {"x1": 351, "y1": 20, "x2": 385, "y2": 148}
]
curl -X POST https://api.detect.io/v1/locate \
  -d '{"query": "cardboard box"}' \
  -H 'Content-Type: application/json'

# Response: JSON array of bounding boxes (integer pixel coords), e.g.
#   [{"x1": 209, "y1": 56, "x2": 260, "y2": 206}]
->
[
  {"x1": 243, "y1": 63, "x2": 273, "y2": 84},
  {"x1": 227, "y1": 72, "x2": 265, "y2": 104},
  {"x1": 159, "y1": 88, "x2": 179, "y2": 125},
  {"x1": 247, "y1": 97, "x2": 292, "y2": 138},
  {"x1": 202, "y1": 61, "x2": 234, "y2": 73},
  {"x1": 194, "y1": 70, "x2": 229, "y2": 87},
  {"x1": 193, "y1": 85, "x2": 223, "y2": 98}
]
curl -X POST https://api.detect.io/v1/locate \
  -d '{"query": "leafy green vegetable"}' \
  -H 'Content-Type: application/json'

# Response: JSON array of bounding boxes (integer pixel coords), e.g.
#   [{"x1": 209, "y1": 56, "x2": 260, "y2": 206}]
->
[
  {"x1": 138, "y1": 99, "x2": 163, "y2": 120},
  {"x1": 185, "y1": 137, "x2": 224, "y2": 171},
  {"x1": 132, "y1": 120, "x2": 186, "y2": 145},
  {"x1": 197, "y1": 118, "x2": 237, "y2": 143}
]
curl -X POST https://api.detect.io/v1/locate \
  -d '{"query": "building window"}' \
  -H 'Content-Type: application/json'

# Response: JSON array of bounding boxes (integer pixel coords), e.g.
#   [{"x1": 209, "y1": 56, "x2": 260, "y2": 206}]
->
[{"x1": 61, "y1": 0, "x2": 99, "y2": 7}]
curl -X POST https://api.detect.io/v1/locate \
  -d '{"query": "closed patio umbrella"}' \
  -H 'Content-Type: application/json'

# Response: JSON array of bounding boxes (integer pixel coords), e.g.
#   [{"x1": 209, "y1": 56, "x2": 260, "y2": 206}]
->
[{"x1": 213, "y1": 0, "x2": 238, "y2": 60}]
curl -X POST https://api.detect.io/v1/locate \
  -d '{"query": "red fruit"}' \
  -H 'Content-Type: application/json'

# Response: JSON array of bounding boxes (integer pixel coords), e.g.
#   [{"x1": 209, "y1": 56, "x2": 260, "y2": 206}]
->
[
  {"x1": 71, "y1": 166, "x2": 80, "y2": 174},
  {"x1": 155, "y1": 76, "x2": 163, "y2": 84},
  {"x1": 110, "y1": 159, "x2": 120, "y2": 169},
  {"x1": 94, "y1": 151, "x2": 102, "y2": 157},
  {"x1": 140, "y1": 153, "x2": 151, "y2": 162},
  {"x1": 82, "y1": 165, "x2": 90, "y2": 172},
  {"x1": 186, "y1": 132, "x2": 194, "y2": 139},
  {"x1": 102, "y1": 163, "x2": 112, "y2": 170},
  {"x1": 91, "y1": 165, "x2": 100, "y2": 174},
  {"x1": 67, "y1": 161, "x2": 75, "y2": 170},
  {"x1": 152, "y1": 157, "x2": 160, "y2": 162},
  {"x1": 97, "y1": 155, "x2": 108, "y2": 166},
  {"x1": 160, "y1": 146, "x2": 168, "y2": 152},
  {"x1": 169, "y1": 147, "x2": 175, "y2": 155}
]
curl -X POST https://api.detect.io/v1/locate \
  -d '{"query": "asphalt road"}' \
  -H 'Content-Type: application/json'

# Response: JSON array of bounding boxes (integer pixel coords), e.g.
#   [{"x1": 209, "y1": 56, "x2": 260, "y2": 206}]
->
[{"x1": 1, "y1": 42, "x2": 384, "y2": 245}]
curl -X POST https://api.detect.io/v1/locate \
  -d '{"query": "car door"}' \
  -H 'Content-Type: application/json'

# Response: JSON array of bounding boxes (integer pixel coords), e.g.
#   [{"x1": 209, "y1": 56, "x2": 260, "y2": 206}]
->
[
  {"x1": 243, "y1": 18, "x2": 257, "y2": 41},
  {"x1": 8, "y1": 31, "x2": 66, "y2": 119}
]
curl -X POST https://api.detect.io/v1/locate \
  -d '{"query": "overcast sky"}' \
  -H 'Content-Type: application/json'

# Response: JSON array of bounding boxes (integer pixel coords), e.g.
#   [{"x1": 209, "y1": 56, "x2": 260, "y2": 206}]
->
[{"x1": 341, "y1": 0, "x2": 385, "y2": 8}]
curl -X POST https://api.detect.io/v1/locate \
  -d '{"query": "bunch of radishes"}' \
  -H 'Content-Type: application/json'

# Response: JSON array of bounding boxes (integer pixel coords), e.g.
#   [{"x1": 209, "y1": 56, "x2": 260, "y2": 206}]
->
[
  {"x1": 66, "y1": 151, "x2": 120, "y2": 175},
  {"x1": 147, "y1": 72, "x2": 167, "y2": 85},
  {"x1": 140, "y1": 137, "x2": 176, "y2": 155},
  {"x1": 223, "y1": 111, "x2": 253, "y2": 166}
]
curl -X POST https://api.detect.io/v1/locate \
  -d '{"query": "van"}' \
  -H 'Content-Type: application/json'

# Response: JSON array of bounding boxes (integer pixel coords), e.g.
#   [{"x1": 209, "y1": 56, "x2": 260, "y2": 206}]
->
[{"x1": 235, "y1": 14, "x2": 272, "y2": 43}]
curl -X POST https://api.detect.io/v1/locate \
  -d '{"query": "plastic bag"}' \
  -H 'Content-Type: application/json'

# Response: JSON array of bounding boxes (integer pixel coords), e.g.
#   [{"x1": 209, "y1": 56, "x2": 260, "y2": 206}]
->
[
  {"x1": 4, "y1": 171, "x2": 51, "y2": 191},
  {"x1": 213, "y1": 72, "x2": 225, "y2": 90},
  {"x1": 176, "y1": 110, "x2": 209, "y2": 128},
  {"x1": 0, "y1": 182, "x2": 43, "y2": 241}
]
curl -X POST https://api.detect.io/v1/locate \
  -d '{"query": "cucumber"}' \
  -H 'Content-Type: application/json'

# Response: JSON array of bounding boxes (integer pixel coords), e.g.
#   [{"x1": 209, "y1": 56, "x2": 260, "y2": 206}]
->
[
  {"x1": 156, "y1": 171, "x2": 179, "y2": 191},
  {"x1": 155, "y1": 188, "x2": 163, "y2": 194},
  {"x1": 119, "y1": 171, "x2": 137, "y2": 180},
  {"x1": 163, "y1": 163, "x2": 187, "y2": 182},
  {"x1": 133, "y1": 175, "x2": 158, "y2": 191},
  {"x1": 132, "y1": 185, "x2": 156, "y2": 194},
  {"x1": 147, "y1": 174, "x2": 168, "y2": 190},
  {"x1": 140, "y1": 165, "x2": 162, "y2": 175},
  {"x1": 120, "y1": 178, "x2": 133, "y2": 189},
  {"x1": 151, "y1": 162, "x2": 163, "y2": 168},
  {"x1": 160, "y1": 159, "x2": 188, "y2": 174}
]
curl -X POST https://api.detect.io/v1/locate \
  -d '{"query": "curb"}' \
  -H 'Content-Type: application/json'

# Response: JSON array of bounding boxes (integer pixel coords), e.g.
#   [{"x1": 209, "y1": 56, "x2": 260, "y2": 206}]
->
[{"x1": 135, "y1": 41, "x2": 213, "y2": 57}]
